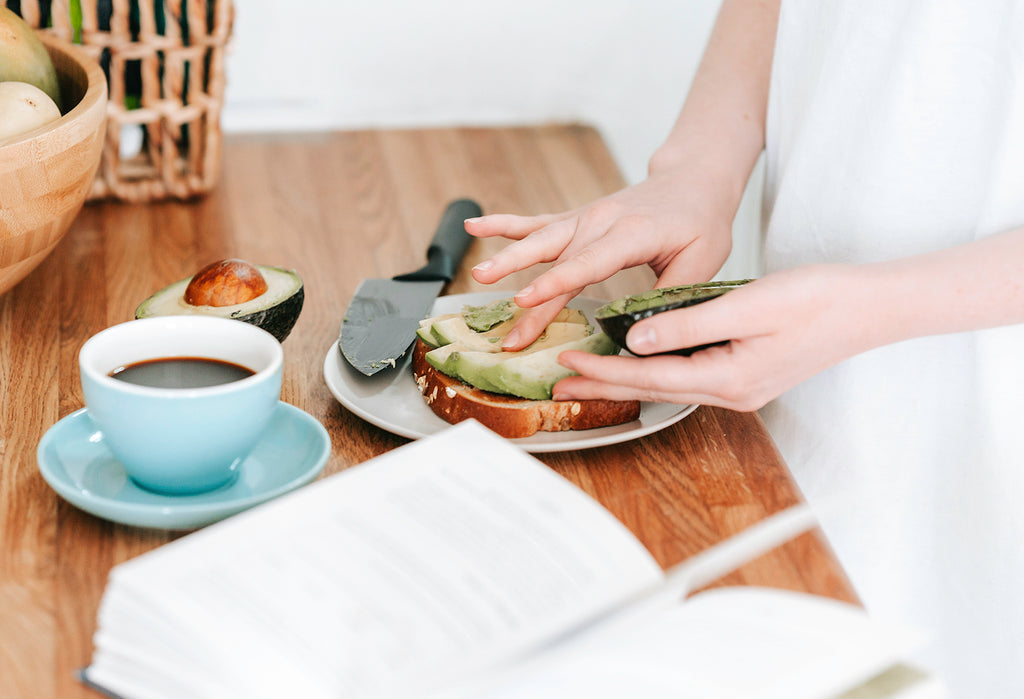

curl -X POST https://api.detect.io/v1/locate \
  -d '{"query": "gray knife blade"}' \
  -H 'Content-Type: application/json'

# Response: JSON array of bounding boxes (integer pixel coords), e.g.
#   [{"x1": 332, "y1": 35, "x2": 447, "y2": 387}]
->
[{"x1": 339, "y1": 198, "x2": 482, "y2": 376}]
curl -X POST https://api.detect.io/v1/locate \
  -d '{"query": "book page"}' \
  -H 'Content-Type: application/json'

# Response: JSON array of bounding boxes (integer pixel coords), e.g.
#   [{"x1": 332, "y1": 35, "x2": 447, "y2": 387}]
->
[
  {"x1": 446, "y1": 587, "x2": 935, "y2": 699},
  {"x1": 87, "y1": 420, "x2": 663, "y2": 699}
]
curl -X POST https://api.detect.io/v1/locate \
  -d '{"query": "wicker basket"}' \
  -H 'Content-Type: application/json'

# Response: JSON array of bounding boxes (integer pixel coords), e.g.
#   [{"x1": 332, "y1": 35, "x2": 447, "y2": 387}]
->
[{"x1": 14, "y1": 0, "x2": 234, "y2": 202}]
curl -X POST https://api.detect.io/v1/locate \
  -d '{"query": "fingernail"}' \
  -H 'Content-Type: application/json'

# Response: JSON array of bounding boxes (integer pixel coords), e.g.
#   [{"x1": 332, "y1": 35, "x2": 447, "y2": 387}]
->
[
  {"x1": 552, "y1": 390, "x2": 569, "y2": 401},
  {"x1": 514, "y1": 285, "x2": 534, "y2": 300},
  {"x1": 473, "y1": 259, "x2": 494, "y2": 273},
  {"x1": 464, "y1": 217, "x2": 482, "y2": 224},
  {"x1": 629, "y1": 326, "x2": 656, "y2": 352},
  {"x1": 502, "y1": 329, "x2": 520, "y2": 349}
]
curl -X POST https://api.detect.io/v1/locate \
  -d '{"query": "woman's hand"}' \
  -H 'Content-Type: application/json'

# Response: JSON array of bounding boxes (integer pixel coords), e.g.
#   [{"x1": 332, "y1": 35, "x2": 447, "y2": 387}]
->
[
  {"x1": 550, "y1": 222, "x2": 1024, "y2": 409},
  {"x1": 467, "y1": 168, "x2": 735, "y2": 350},
  {"x1": 552, "y1": 265, "x2": 883, "y2": 410},
  {"x1": 467, "y1": 0, "x2": 779, "y2": 350}
]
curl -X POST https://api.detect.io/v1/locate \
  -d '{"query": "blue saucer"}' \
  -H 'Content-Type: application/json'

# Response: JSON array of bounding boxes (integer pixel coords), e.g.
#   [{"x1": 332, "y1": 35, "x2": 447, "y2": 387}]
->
[{"x1": 37, "y1": 402, "x2": 330, "y2": 530}]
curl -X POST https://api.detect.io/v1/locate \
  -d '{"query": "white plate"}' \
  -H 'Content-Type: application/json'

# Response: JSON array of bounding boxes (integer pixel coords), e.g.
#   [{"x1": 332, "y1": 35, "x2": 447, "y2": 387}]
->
[{"x1": 323, "y1": 291, "x2": 697, "y2": 452}]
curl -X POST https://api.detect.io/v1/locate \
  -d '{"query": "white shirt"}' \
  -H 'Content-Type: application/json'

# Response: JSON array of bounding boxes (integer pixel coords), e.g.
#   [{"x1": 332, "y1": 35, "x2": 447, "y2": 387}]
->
[{"x1": 761, "y1": 1, "x2": 1024, "y2": 695}]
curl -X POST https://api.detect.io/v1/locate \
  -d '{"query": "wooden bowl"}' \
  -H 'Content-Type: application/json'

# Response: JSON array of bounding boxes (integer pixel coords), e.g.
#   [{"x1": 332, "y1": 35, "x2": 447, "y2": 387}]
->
[{"x1": 0, "y1": 34, "x2": 107, "y2": 295}]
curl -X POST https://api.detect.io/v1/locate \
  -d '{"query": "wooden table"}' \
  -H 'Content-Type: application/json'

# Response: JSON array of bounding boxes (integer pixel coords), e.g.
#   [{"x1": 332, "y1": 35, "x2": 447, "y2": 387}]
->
[{"x1": 0, "y1": 126, "x2": 856, "y2": 698}]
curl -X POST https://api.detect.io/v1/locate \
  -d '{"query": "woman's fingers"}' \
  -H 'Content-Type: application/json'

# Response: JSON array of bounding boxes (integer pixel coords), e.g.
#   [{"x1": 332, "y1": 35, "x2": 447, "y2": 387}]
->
[
  {"x1": 472, "y1": 218, "x2": 578, "y2": 284},
  {"x1": 512, "y1": 218, "x2": 654, "y2": 308},
  {"x1": 552, "y1": 351, "x2": 737, "y2": 407},
  {"x1": 502, "y1": 293, "x2": 579, "y2": 350},
  {"x1": 556, "y1": 350, "x2": 719, "y2": 395},
  {"x1": 624, "y1": 284, "x2": 761, "y2": 355},
  {"x1": 553, "y1": 372, "x2": 723, "y2": 407},
  {"x1": 464, "y1": 212, "x2": 569, "y2": 241},
  {"x1": 624, "y1": 304, "x2": 726, "y2": 357},
  {"x1": 473, "y1": 217, "x2": 646, "y2": 297}
]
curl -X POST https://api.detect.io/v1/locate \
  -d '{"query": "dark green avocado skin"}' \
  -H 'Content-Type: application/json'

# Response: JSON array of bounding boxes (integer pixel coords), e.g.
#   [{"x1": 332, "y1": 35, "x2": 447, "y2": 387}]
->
[
  {"x1": 230, "y1": 285, "x2": 304, "y2": 342},
  {"x1": 596, "y1": 280, "x2": 752, "y2": 356}
]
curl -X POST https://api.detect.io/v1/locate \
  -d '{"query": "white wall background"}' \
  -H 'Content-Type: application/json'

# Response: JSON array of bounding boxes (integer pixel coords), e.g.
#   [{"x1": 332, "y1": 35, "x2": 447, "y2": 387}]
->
[{"x1": 221, "y1": 0, "x2": 762, "y2": 280}]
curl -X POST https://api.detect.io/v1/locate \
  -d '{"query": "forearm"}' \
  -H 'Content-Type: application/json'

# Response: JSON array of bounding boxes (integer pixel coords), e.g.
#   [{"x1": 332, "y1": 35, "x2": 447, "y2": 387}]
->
[
  {"x1": 850, "y1": 227, "x2": 1024, "y2": 349},
  {"x1": 648, "y1": 0, "x2": 780, "y2": 216}
]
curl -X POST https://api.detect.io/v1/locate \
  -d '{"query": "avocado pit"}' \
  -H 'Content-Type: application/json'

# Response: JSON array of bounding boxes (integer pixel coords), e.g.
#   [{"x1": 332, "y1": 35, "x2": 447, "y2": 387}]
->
[{"x1": 184, "y1": 259, "x2": 269, "y2": 307}]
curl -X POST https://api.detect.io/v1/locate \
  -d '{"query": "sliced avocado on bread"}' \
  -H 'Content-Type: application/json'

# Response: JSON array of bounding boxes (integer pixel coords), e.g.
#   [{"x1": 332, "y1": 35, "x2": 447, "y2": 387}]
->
[
  {"x1": 411, "y1": 298, "x2": 640, "y2": 438},
  {"x1": 430, "y1": 316, "x2": 507, "y2": 352},
  {"x1": 421, "y1": 301, "x2": 610, "y2": 400},
  {"x1": 453, "y1": 333, "x2": 616, "y2": 400}
]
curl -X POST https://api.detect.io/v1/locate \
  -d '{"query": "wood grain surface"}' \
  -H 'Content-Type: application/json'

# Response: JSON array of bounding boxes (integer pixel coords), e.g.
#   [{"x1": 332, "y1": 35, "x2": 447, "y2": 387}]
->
[{"x1": 0, "y1": 126, "x2": 856, "y2": 698}]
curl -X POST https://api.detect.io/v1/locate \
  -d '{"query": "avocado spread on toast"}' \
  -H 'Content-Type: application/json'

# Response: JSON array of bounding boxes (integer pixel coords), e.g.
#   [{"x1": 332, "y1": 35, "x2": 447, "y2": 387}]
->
[{"x1": 418, "y1": 300, "x2": 616, "y2": 401}]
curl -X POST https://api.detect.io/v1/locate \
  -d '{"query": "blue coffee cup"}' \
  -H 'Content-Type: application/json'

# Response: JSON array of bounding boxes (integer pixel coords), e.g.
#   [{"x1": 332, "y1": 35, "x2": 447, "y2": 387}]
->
[{"x1": 78, "y1": 316, "x2": 283, "y2": 494}]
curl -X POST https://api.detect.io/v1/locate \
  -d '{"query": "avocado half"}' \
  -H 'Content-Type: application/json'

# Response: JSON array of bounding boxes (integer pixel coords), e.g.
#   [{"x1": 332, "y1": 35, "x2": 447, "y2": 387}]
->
[
  {"x1": 595, "y1": 279, "x2": 752, "y2": 356},
  {"x1": 135, "y1": 265, "x2": 304, "y2": 342}
]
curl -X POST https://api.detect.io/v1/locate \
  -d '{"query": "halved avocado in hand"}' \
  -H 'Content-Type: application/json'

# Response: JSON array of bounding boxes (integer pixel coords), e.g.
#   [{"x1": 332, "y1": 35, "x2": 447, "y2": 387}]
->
[
  {"x1": 135, "y1": 259, "x2": 304, "y2": 342},
  {"x1": 595, "y1": 279, "x2": 752, "y2": 356}
]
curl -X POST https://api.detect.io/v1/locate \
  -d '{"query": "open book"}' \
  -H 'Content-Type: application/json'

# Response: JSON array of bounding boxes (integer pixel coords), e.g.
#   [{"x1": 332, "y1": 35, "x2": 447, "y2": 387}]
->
[{"x1": 83, "y1": 420, "x2": 943, "y2": 699}]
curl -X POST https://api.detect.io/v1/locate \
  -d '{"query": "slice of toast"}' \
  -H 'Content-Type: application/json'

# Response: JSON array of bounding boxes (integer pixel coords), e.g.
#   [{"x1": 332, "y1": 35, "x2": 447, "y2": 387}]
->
[{"x1": 411, "y1": 339, "x2": 641, "y2": 439}]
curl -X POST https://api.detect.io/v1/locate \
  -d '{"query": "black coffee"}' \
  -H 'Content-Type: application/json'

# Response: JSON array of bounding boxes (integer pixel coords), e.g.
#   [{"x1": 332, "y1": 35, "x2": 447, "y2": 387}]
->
[{"x1": 109, "y1": 357, "x2": 256, "y2": 388}]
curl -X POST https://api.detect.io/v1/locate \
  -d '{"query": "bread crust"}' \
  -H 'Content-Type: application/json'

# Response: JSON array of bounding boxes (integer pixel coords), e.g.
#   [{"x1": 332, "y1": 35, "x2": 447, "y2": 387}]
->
[{"x1": 411, "y1": 339, "x2": 640, "y2": 439}]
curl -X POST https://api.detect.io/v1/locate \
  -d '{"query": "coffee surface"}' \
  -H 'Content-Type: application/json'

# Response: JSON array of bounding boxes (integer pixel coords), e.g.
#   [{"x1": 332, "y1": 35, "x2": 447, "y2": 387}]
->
[{"x1": 109, "y1": 357, "x2": 255, "y2": 388}]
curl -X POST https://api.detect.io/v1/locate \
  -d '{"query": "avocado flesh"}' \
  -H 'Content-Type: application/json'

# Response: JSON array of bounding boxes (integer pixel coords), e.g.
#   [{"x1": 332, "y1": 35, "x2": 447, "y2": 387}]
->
[
  {"x1": 429, "y1": 321, "x2": 596, "y2": 395},
  {"x1": 425, "y1": 344, "x2": 460, "y2": 373},
  {"x1": 460, "y1": 299, "x2": 589, "y2": 332},
  {"x1": 425, "y1": 344, "x2": 509, "y2": 394},
  {"x1": 417, "y1": 313, "x2": 458, "y2": 348},
  {"x1": 438, "y1": 351, "x2": 508, "y2": 393},
  {"x1": 462, "y1": 298, "x2": 519, "y2": 331},
  {"x1": 431, "y1": 317, "x2": 507, "y2": 352},
  {"x1": 420, "y1": 298, "x2": 615, "y2": 399},
  {"x1": 135, "y1": 265, "x2": 304, "y2": 342},
  {"x1": 431, "y1": 316, "x2": 590, "y2": 354},
  {"x1": 425, "y1": 321, "x2": 591, "y2": 369},
  {"x1": 416, "y1": 326, "x2": 439, "y2": 348},
  {"x1": 460, "y1": 333, "x2": 618, "y2": 400}
]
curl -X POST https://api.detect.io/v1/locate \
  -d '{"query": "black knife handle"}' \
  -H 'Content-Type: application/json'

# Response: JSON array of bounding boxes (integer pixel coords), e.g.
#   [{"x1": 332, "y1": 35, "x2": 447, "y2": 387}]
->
[{"x1": 393, "y1": 198, "x2": 482, "y2": 282}]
